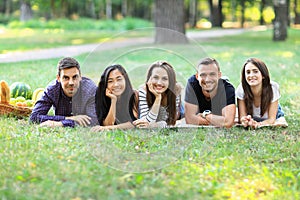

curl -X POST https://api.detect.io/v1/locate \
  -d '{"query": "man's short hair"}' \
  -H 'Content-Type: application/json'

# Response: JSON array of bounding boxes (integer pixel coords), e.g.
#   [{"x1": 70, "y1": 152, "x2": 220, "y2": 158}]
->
[
  {"x1": 57, "y1": 57, "x2": 81, "y2": 76},
  {"x1": 198, "y1": 57, "x2": 220, "y2": 71}
]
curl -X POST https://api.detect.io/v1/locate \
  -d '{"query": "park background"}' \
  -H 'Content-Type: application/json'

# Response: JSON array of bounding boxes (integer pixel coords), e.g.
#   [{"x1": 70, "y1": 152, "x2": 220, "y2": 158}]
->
[{"x1": 0, "y1": 0, "x2": 299, "y2": 199}]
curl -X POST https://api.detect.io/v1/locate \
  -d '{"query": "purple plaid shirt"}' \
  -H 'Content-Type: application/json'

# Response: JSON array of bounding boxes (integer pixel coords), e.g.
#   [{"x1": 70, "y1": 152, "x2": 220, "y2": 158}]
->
[{"x1": 29, "y1": 77, "x2": 98, "y2": 127}]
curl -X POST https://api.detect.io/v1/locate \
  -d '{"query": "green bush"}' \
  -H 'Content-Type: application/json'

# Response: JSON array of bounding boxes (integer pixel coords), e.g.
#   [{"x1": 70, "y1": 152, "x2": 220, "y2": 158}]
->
[
  {"x1": 6, "y1": 17, "x2": 153, "y2": 30},
  {"x1": 0, "y1": 14, "x2": 18, "y2": 25}
]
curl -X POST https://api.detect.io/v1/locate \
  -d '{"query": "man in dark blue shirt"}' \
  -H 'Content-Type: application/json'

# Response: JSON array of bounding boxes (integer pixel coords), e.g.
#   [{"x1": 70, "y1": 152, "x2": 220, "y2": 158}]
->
[
  {"x1": 184, "y1": 57, "x2": 236, "y2": 128},
  {"x1": 29, "y1": 57, "x2": 98, "y2": 127}
]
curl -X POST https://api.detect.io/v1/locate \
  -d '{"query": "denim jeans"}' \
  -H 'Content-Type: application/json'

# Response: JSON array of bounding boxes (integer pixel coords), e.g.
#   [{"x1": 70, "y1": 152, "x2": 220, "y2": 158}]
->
[
  {"x1": 276, "y1": 104, "x2": 285, "y2": 118},
  {"x1": 253, "y1": 104, "x2": 284, "y2": 122}
]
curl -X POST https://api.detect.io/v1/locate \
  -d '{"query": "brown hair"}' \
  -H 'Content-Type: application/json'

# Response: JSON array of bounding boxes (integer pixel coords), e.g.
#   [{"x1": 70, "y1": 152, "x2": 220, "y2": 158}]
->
[
  {"x1": 241, "y1": 58, "x2": 273, "y2": 116},
  {"x1": 145, "y1": 61, "x2": 177, "y2": 125},
  {"x1": 57, "y1": 57, "x2": 81, "y2": 76},
  {"x1": 198, "y1": 57, "x2": 220, "y2": 71}
]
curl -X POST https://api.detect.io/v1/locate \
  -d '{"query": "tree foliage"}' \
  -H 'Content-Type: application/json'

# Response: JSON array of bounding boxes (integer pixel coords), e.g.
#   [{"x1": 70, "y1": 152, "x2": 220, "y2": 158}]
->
[{"x1": 0, "y1": 0, "x2": 298, "y2": 26}]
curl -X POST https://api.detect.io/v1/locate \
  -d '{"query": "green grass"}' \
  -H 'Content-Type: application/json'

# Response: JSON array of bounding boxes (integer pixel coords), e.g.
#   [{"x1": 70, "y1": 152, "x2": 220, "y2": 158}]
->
[
  {"x1": 0, "y1": 27, "x2": 299, "y2": 199},
  {"x1": 0, "y1": 18, "x2": 153, "y2": 53}
]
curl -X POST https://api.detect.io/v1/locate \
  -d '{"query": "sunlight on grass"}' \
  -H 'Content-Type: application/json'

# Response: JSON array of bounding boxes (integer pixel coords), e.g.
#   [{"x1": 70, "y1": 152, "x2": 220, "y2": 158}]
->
[
  {"x1": 218, "y1": 51, "x2": 234, "y2": 60},
  {"x1": 275, "y1": 51, "x2": 294, "y2": 58},
  {"x1": 71, "y1": 39, "x2": 84, "y2": 45},
  {"x1": 43, "y1": 29, "x2": 64, "y2": 34},
  {"x1": 19, "y1": 28, "x2": 35, "y2": 37},
  {"x1": 220, "y1": 175, "x2": 276, "y2": 199}
]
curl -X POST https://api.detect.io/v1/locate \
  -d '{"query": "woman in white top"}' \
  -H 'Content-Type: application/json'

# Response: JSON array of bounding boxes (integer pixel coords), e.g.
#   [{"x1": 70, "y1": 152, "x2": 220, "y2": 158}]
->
[
  {"x1": 133, "y1": 61, "x2": 182, "y2": 128},
  {"x1": 236, "y1": 58, "x2": 284, "y2": 129}
]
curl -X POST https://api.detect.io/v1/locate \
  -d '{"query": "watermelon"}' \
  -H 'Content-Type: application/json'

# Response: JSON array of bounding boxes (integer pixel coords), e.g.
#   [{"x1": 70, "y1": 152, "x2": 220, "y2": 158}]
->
[{"x1": 10, "y1": 82, "x2": 33, "y2": 100}]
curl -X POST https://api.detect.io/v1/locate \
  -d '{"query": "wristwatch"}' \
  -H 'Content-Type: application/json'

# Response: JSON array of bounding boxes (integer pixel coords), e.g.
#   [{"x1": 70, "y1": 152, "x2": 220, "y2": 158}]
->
[{"x1": 202, "y1": 110, "x2": 211, "y2": 119}]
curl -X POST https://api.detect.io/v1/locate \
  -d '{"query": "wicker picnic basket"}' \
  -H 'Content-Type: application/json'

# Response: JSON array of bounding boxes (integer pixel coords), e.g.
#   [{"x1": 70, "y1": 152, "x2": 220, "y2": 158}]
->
[{"x1": 0, "y1": 103, "x2": 32, "y2": 118}]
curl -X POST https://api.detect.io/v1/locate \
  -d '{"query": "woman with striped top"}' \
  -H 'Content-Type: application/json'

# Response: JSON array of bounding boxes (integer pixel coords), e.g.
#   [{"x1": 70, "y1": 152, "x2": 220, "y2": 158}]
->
[{"x1": 133, "y1": 61, "x2": 182, "y2": 128}]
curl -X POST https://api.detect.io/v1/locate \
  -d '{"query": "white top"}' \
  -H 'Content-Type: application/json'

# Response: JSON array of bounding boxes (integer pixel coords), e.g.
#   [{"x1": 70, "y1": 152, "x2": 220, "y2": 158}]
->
[
  {"x1": 236, "y1": 81, "x2": 281, "y2": 119},
  {"x1": 138, "y1": 86, "x2": 181, "y2": 123}
]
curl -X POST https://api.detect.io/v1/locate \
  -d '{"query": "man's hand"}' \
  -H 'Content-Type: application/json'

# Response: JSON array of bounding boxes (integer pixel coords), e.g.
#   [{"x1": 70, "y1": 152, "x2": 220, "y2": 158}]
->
[
  {"x1": 91, "y1": 125, "x2": 107, "y2": 132},
  {"x1": 39, "y1": 120, "x2": 63, "y2": 127},
  {"x1": 66, "y1": 115, "x2": 91, "y2": 127},
  {"x1": 197, "y1": 113, "x2": 210, "y2": 125}
]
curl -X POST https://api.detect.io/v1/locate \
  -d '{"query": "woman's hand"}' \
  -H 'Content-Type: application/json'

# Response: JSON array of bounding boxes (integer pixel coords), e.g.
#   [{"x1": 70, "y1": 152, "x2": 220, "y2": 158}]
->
[
  {"x1": 147, "y1": 82, "x2": 161, "y2": 99},
  {"x1": 248, "y1": 119, "x2": 261, "y2": 129},
  {"x1": 133, "y1": 119, "x2": 150, "y2": 128},
  {"x1": 241, "y1": 115, "x2": 252, "y2": 127},
  {"x1": 105, "y1": 88, "x2": 117, "y2": 100},
  {"x1": 241, "y1": 115, "x2": 261, "y2": 129}
]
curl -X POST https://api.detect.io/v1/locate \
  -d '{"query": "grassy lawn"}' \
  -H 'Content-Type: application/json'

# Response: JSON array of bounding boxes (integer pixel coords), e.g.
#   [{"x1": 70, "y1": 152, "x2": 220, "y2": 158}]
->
[
  {"x1": 0, "y1": 18, "x2": 153, "y2": 53},
  {"x1": 0, "y1": 27, "x2": 299, "y2": 199}
]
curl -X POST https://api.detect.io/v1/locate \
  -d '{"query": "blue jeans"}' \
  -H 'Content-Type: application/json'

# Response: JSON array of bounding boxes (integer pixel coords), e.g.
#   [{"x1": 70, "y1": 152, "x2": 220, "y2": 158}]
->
[
  {"x1": 253, "y1": 104, "x2": 284, "y2": 122},
  {"x1": 276, "y1": 104, "x2": 284, "y2": 118}
]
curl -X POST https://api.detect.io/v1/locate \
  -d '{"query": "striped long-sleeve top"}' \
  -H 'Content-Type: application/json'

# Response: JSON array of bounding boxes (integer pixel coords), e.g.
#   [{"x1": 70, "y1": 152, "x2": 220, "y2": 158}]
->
[{"x1": 138, "y1": 86, "x2": 181, "y2": 123}]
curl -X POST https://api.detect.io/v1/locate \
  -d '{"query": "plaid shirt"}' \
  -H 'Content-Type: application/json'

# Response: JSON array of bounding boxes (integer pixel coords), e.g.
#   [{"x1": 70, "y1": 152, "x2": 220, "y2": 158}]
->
[{"x1": 29, "y1": 77, "x2": 98, "y2": 127}]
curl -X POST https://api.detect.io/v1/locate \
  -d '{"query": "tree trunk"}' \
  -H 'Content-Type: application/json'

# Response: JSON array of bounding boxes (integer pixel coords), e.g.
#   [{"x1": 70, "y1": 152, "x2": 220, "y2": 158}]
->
[
  {"x1": 20, "y1": 0, "x2": 32, "y2": 21},
  {"x1": 295, "y1": 0, "x2": 300, "y2": 24},
  {"x1": 241, "y1": 0, "x2": 245, "y2": 27},
  {"x1": 87, "y1": 0, "x2": 96, "y2": 18},
  {"x1": 5, "y1": 0, "x2": 12, "y2": 17},
  {"x1": 98, "y1": 0, "x2": 105, "y2": 19},
  {"x1": 273, "y1": 0, "x2": 288, "y2": 41},
  {"x1": 230, "y1": 0, "x2": 237, "y2": 22},
  {"x1": 61, "y1": 0, "x2": 68, "y2": 18},
  {"x1": 50, "y1": 0, "x2": 55, "y2": 19},
  {"x1": 287, "y1": 0, "x2": 290, "y2": 26},
  {"x1": 208, "y1": 0, "x2": 223, "y2": 27},
  {"x1": 189, "y1": 0, "x2": 198, "y2": 28},
  {"x1": 122, "y1": 0, "x2": 127, "y2": 17},
  {"x1": 154, "y1": 0, "x2": 187, "y2": 44},
  {"x1": 106, "y1": 0, "x2": 112, "y2": 19},
  {"x1": 260, "y1": 0, "x2": 266, "y2": 25}
]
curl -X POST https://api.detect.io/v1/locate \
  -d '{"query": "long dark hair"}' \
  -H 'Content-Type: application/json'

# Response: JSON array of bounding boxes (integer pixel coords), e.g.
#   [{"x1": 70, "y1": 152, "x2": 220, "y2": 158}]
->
[
  {"x1": 145, "y1": 61, "x2": 177, "y2": 125},
  {"x1": 241, "y1": 58, "x2": 273, "y2": 116},
  {"x1": 95, "y1": 64, "x2": 137, "y2": 125}
]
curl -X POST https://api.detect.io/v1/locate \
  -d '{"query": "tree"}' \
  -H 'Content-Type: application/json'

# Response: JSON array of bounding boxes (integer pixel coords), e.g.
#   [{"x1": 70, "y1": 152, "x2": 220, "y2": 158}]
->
[
  {"x1": 294, "y1": 0, "x2": 300, "y2": 24},
  {"x1": 154, "y1": 0, "x2": 187, "y2": 44},
  {"x1": 86, "y1": 0, "x2": 96, "y2": 18},
  {"x1": 241, "y1": 0, "x2": 245, "y2": 27},
  {"x1": 273, "y1": 0, "x2": 288, "y2": 41},
  {"x1": 122, "y1": 0, "x2": 127, "y2": 17},
  {"x1": 260, "y1": 0, "x2": 267, "y2": 25},
  {"x1": 20, "y1": 0, "x2": 32, "y2": 21},
  {"x1": 189, "y1": 0, "x2": 198, "y2": 28},
  {"x1": 208, "y1": 0, "x2": 223, "y2": 27},
  {"x1": 5, "y1": 0, "x2": 12, "y2": 16},
  {"x1": 106, "y1": 0, "x2": 112, "y2": 19}
]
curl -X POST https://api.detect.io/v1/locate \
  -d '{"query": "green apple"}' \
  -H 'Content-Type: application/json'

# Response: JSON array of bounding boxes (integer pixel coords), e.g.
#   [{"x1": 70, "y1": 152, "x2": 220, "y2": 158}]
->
[
  {"x1": 16, "y1": 96, "x2": 26, "y2": 102},
  {"x1": 25, "y1": 99, "x2": 34, "y2": 107}
]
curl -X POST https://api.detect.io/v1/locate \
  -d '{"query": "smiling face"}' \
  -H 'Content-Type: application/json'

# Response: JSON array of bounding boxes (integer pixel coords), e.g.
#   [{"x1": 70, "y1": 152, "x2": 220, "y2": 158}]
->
[
  {"x1": 197, "y1": 63, "x2": 221, "y2": 93},
  {"x1": 244, "y1": 62, "x2": 263, "y2": 88},
  {"x1": 57, "y1": 67, "x2": 81, "y2": 97},
  {"x1": 106, "y1": 69, "x2": 126, "y2": 97},
  {"x1": 148, "y1": 67, "x2": 169, "y2": 94}
]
